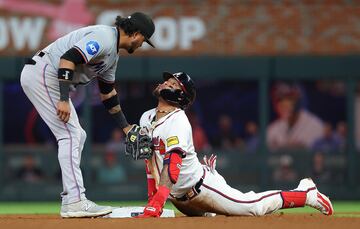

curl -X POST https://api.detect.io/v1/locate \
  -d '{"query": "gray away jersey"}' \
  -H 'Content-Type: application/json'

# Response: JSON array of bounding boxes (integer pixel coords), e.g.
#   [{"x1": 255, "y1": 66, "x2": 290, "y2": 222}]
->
[{"x1": 42, "y1": 25, "x2": 119, "y2": 85}]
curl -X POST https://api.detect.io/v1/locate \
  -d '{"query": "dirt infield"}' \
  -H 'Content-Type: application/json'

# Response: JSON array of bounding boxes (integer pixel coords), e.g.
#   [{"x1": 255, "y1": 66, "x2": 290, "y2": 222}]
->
[{"x1": 1, "y1": 213, "x2": 360, "y2": 229}]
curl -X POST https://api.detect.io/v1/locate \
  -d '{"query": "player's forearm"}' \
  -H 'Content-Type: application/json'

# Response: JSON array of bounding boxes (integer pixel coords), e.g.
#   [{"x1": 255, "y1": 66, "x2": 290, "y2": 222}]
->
[
  {"x1": 159, "y1": 164, "x2": 175, "y2": 190},
  {"x1": 99, "y1": 88, "x2": 130, "y2": 131},
  {"x1": 99, "y1": 89, "x2": 117, "y2": 100},
  {"x1": 145, "y1": 159, "x2": 158, "y2": 201},
  {"x1": 100, "y1": 89, "x2": 120, "y2": 114},
  {"x1": 59, "y1": 59, "x2": 76, "y2": 70},
  {"x1": 58, "y1": 59, "x2": 75, "y2": 101}
]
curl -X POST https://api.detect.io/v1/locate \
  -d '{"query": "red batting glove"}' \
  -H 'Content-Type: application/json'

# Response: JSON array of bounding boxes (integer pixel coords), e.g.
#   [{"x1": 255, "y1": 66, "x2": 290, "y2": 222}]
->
[{"x1": 136, "y1": 185, "x2": 170, "y2": 218}]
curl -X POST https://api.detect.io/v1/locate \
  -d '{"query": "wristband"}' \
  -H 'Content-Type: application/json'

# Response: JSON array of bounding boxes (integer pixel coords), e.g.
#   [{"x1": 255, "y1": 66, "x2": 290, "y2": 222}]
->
[
  {"x1": 111, "y1": 110, "x2": 129, "y2": 129},
  {"x1": 103, "y1": 95, "x2": 119, "y2": 110},
  {"x1": 58, "y1": 68, "x2": 74, "y2": 101},
  {"x1": 58, "y1": 68, "x2": 74, "y2": 81},
  {"x1": 59, "y1": 80, "x2": 71, "y2": 101}
]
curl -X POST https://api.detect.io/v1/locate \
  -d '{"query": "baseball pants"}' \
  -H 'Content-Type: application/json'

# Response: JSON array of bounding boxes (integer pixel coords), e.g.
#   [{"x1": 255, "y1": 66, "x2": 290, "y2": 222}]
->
[
  {"x1": 20, "y1": 54, "x2": 87, "y2": 205},
  {"x1": 171, "y1": 167, "x2": 284, "y2": 216}
]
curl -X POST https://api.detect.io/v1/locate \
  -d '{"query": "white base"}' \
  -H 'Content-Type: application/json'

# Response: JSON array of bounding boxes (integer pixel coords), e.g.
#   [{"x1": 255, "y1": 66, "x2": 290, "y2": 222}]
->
[{"x1": 102, "y1": 206, "x2": 175, "y2": 218}]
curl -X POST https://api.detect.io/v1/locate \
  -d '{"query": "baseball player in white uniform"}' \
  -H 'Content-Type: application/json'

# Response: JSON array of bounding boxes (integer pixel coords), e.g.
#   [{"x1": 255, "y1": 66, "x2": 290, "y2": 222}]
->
[
  {"x1": 20, "y1": 12, "x2": 155, "y2": 218},
  {"x1": 136, "y1": 72, "x2": 333, "y2": 218}
]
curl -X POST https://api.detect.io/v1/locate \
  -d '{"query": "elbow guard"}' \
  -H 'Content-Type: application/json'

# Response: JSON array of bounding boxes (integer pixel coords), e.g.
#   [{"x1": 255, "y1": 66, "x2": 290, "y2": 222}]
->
[{"x1": 163, "y1": 152, "x2": 183, "y2": 184}]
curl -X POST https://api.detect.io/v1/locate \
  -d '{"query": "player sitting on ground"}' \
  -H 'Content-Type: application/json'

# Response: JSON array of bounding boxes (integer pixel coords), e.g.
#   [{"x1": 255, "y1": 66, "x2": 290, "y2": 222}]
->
[{"x1": 134, "y1": 71, "x2": 333, "y2": 218}]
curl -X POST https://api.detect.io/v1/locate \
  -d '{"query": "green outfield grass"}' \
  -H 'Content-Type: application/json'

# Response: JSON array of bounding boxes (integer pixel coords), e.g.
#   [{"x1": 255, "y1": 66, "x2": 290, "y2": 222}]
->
[
  {"x1": 0, "y1": 201, "x2": 172, "y2": 214},
  {"x1": 0, "y1": 201, "x2": 359, "y2": 216},
  {"x1": 278, "y1": 201, "x2": 360, "y2": 216}
]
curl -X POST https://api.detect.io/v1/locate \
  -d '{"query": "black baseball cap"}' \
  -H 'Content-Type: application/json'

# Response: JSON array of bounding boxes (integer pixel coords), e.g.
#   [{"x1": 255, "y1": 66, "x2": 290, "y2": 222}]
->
[{"x1": 128, "y1": 12, "x2": 155, "y2": 48}]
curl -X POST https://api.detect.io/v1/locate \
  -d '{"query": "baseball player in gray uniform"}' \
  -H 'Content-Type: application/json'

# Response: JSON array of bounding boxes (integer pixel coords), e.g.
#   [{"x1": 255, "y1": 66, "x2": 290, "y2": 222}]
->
[
  {"x1": 135, "y1": 71, "x2": 333, "y2": 218},
  {"x1": 20, "y1": 12, "x2": 155, "y2": 218}
]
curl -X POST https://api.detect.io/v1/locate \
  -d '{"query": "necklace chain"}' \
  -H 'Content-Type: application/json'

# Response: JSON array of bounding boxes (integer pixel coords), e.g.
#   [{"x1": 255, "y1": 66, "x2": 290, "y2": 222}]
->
[{"x1": 156, "y1": 108, "x2": 175, "y2": 113}]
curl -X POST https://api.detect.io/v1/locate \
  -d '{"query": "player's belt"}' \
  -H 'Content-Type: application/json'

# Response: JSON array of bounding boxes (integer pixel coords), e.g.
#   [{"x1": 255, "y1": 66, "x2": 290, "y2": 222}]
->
[
  {"x1": 24, "y1": 51, "x2": 45, "y2": 65},
  {"x1": 175, "y1": 168, "x2": 206, "y2": 202}
]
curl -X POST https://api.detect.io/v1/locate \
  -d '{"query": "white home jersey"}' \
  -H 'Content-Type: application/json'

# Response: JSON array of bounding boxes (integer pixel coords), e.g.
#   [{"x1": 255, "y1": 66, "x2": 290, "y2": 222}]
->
[
  {"x1": 42, "y1": 25, "x2": 119, "y2": 85},
  {"x1": 139, "y1": 108, "x2": 332, "y2": 217},
  {"x1": 140, "y1": 108, "x2": 204, "y2": 197}
]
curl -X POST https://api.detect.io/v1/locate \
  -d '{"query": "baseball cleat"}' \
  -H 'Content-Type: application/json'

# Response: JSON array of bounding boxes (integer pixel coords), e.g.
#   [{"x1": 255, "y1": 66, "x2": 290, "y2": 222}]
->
[
  {"x1": 295, "y1": 178, "x2": 334, "y2": 216},
  {"x1": 60, "y1": 199, "x2": 112, "y2": 218}
]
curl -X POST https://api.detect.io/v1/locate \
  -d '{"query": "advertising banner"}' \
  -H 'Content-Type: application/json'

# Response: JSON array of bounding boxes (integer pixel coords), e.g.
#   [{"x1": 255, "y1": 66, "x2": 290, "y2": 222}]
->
[{"x1": 0, "y1": 0, "x2": 359, "y2": 56}]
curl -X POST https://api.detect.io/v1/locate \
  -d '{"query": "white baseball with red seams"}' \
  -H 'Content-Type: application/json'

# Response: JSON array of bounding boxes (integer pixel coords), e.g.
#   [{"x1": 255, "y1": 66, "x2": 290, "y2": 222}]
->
[{"x1": 140, "y1": 108, "x2": 334, "y2": 216}]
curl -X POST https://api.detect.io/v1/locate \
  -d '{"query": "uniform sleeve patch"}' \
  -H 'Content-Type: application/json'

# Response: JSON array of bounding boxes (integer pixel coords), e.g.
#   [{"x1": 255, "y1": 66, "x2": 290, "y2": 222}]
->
[
  {"x1": 86, "y1": 41, "x2": 100, "y2": 55},
  {"x1": 166, "y1": 136, "x2": 179, "y2": 147}
]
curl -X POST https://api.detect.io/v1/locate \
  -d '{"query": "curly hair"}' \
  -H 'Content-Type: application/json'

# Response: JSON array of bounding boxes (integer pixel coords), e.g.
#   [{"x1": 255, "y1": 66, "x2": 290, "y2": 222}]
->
[{"x1": 115, "y1": 16, "x2": 139, "y2": 36}]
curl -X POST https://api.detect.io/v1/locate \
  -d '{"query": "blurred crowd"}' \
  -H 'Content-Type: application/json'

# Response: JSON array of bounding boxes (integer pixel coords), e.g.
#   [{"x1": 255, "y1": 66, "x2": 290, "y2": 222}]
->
[{"x1": 4, "y1": 80, "x2": 352, "y2": 186}]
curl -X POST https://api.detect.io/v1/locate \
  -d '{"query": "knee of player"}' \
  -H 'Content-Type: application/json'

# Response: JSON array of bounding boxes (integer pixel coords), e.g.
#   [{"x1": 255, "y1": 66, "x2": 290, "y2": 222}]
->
[
  {"x1": 80, "y1": 129, "x2": 87, "y2": 141},
  {"x1": 249, "y1": 203, "x2": 267, "y2": 216},
  {"x1": 70, "y1": 129, "x2": 85, "y2": 144},
  {"x1": 57, "y1": 129, "x2": 83, "y2": 146}
]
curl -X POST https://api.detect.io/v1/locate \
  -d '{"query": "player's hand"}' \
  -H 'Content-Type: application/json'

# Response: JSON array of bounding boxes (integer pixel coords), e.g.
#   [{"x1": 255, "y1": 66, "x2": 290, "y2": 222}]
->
[
  {"x1": 125, "y1": 125, "x2": 153, "y2": 160},
  {"x1": 135, "y1": 185, "x2": 170, "y2": 218},
  {"x1": 203, "y1": 154, "x2": 217, "y2": 174},
  {"x1": 123, "y1": 124, "x2": 134, "y2": 135},
  {"x1": 57, "y1": 100, "x2": 71, "y2": 123},
  {"x1": 136, "y1": 197, "x2": 164, "y2": 218},
  {"x1": 135, "y1": 205, "x2": 162, "y2": 218}
]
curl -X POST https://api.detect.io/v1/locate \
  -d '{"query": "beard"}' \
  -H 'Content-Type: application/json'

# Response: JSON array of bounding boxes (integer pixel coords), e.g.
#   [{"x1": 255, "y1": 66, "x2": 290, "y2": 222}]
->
[
  {"x1": 152, "y1": 84, "x2": 161, "y2": 98},
  {"x1": 127, "y1": 47, "x2": 134, "y2": 54},
  {"x1": 126, "y1": 41, "x2": 137, "y2": 54}
]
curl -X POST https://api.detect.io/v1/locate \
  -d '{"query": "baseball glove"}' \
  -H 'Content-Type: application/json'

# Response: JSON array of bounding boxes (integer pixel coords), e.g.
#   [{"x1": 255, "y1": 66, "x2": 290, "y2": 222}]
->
[{"x1": 125, "y1": 125, "x2": 153, "y2": 160}]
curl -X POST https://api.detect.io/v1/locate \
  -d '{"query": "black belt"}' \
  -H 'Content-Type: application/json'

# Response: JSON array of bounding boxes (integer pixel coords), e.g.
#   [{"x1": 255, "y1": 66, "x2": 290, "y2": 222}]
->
[
  {"x1": 24, "y1": 51, "x2": 45, "y2": 65},
  {"x1": 175, "y1": 168, "x2": 206, "y2": 202}
]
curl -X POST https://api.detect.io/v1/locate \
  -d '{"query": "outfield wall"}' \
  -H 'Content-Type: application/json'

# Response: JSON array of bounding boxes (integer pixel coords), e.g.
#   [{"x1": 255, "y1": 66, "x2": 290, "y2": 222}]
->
[{"x1": 0, "y1": 55, "x2": 358, "y2": 201}]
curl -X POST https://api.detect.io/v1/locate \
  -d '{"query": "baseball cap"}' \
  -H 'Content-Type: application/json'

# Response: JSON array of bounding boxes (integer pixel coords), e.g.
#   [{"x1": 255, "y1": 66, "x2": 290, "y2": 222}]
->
[{"x1": 128, "y1": 12, "x2": 155, "y2": 48}]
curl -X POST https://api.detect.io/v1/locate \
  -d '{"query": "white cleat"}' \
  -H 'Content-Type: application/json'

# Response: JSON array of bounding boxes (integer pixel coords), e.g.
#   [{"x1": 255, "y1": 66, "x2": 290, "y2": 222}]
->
[
  {"x1": 295, "y1": 178, "x2": 334, "y2": 216},
  {"x1": 60, "y1": 199, "x2": 112, "y2": 218}
]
